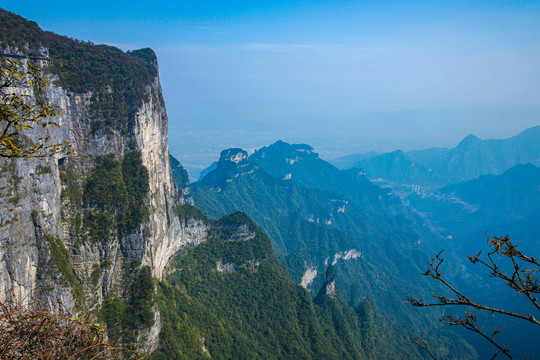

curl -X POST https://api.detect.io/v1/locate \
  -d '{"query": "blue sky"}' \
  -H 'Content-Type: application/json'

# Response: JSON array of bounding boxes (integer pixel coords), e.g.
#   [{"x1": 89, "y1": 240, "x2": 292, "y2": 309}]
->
[{"x1": 2, "y1": 1, "x2": 540, "y2": 177}]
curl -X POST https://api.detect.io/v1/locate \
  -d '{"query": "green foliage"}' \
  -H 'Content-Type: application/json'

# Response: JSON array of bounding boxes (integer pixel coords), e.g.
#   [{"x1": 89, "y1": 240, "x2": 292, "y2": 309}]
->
[
  {"x1": 169, "y1": 154, "x2": 190, "y2": 189},
  {"x1": 79, "y1": 151, "x2": 149, "y2": 241},
  {"x1": 35, "y1": 164, "x2": 52, "y2": 175},
  {"x1": 173, "y1": 202, "x2": 206, "y2": 225},
  {"x1": 44, "y1": 234, "x2": 84, "y2": 303},
  {"x1": 151, "y1": 213, "x2": 374, "y2": 359},
  {"x1": 7, "y1": 195, "x2": 19, "y2": 205},
  {"x1": 100, "y1": 298, "x2": 127, "y2": 342},
  {"x1": 127, "y1": 266, "x2": 155, "y2": 330},
  {"x1": 59, "y1": 166, "x2": 83, "y2": 204},
  {"x1": 100, "y1": 266, "x2": 155, "y2": 346},
  {"x1": 0, "y1": 9, "x2": 159, "y2": 135},
  {"x1": 0, "y1": 58, "x2": 71, "y2": 158},
  {"x1": 119, "y1": 151, "x2": 150, "y2": 236},
  {"x1": 84, "y1": 154, "x2": 126, "y2": 208},
  {"x1": 192, "y1": 144, "x2": 478, "y2": 358},
  {"x1": 90, "y1": 263, "x2": 102, "y2": 286},
  {"x1": 84, "y1": 211, "x2": 117, "y2": 242}
]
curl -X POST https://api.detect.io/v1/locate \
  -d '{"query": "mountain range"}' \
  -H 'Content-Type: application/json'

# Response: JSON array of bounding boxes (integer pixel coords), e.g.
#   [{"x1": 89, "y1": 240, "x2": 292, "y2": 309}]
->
[
  {"x1": 189, "y1": 142, "x2": 476, "y2": 358},
  {"x1": 333, "y1": 125, "x2": 540, "y2": 189},
  {"x1": 0, "y1": 8, "x2": 466, "y2": 359},
  {"x1": 2, "y1": 7, "x2": 538, "y2": 359}
]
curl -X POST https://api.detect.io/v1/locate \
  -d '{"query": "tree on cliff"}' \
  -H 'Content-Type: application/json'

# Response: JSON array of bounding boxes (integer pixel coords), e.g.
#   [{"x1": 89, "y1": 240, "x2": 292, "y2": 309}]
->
[
  {"x1": 0, "y1": 57, "x2": 71, "y2": 158},
  {"x1": 404, "y1": 235, "x2": 539, "y2": 359}
]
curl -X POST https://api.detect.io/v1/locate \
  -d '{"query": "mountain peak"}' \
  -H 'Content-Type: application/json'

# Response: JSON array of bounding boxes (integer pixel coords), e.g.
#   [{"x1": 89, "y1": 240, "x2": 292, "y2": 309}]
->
[
  {"x1": 219, "y1": 148, "x2": 249, "y2": 165},
  {"x1": 250, "y1": 141, "x2": 317, "y2": 164},
  {"x1": 457, "y1": 134, "x2": 482, "y2": 148}
]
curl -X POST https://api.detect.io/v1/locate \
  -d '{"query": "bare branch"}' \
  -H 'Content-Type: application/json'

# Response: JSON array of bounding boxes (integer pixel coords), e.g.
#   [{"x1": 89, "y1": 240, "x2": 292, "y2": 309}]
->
[
  {"x1": 0, "y1": 290, "x2": 140, "y2": 359},
  {"x1": 400, "y1": 332, "x2": 438, "y2": 360},
  {"x1": 404, "y1": 235, "x2": 540, "y2": 359},
  {"x1": 440, "y1": 310, "x2": 513, "y2": 359}
]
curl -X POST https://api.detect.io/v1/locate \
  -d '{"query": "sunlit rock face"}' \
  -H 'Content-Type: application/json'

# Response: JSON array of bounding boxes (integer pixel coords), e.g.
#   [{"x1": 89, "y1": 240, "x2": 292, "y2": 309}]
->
[{"x1": 0, "y1": 28, "x2": 205, "y2": 351}]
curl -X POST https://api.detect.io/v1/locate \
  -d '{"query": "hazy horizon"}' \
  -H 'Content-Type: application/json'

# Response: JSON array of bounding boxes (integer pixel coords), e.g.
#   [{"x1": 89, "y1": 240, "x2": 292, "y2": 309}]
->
[{"x1": 2, "y1": 1, "x2": 539, "y2": 178}]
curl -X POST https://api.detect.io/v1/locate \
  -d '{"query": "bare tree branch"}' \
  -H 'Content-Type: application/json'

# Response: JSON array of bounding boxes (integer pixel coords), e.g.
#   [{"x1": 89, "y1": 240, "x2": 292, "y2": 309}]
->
[
  {"x1": 400, "y1": 332, "x2": 438, "y2": 360},
  {"x1": 0, "y1": 289, "x2": 140, "y2": 359},
  {"x1": 403, "y1": 235, "x2": 539, "y2": 359}
]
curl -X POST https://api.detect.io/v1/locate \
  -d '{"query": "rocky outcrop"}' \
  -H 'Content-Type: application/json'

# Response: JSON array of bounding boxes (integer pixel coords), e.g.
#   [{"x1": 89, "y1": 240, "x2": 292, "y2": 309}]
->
[{"x1": 300, "y1": 266, "x2": 317, "y2": 289}]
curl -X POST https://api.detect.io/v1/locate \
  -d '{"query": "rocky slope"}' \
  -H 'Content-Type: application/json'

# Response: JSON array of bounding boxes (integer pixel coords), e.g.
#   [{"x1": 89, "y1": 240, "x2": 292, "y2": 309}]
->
[{"x1": 0, "y1": 8, "x2": 206, "y2": 352}]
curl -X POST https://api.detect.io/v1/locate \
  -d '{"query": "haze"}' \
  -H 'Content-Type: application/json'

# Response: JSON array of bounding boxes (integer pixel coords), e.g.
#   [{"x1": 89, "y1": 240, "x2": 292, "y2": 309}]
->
[{"x1": 3, "y1": 0, "x2": 539, "y2": 178}]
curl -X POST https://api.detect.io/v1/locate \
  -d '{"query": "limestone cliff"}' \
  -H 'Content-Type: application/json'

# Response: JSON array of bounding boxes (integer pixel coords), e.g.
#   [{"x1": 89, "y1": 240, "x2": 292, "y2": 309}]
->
[{"x1": 0, "y1": 9, "x2": 205, "y2": 352}]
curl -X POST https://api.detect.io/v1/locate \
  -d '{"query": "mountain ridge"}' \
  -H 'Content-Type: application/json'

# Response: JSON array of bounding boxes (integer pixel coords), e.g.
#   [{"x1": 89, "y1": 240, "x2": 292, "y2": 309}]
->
[
  {"x1": 191, "y1": 141, "x2": 477, "y2": 359},
  {"x1": 343, "y1": 125, "x2": 540, "y2": 188}
]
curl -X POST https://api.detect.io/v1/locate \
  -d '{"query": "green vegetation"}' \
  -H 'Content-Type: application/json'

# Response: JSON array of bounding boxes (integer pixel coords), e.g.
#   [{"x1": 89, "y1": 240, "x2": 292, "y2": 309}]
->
[
  {"x1": 0, "y1": 9, "x2": 159, "y2": 135},
  {"x1": 44, "y1": 233, "x2": 84, "y2": 303},
  {"x1": 59, "y1": 166, "x2": 83, "y2": 204},
  {"x1": 90, "y1": 263, "x2": 102, "y2": 286},
  {"x1": 151, "y1": 212, "x2": 383, "y2": 359},
  {"x1": 100, "y1": 266, "x2": 155, "y2": 346},
  {"x1": 83, "y1": 211, "x2": 117, "y2": 242},
  {"x1": 173, "y1": 202, "x2": 207, "y2": 225},
  {"x1": 169, "y1": 154, "x2": 190, "y2": 190},
  {"x1": 78, "y1": 151, "x2": 149, "y2": 241},
  {"x1": 84, "y1": 154, "x2": 126, "y2": 208},
  {"x1": 7, "y1": 195, "x2": 19, "y2": 205},
  {"x1": 36, "y1": 164, "x2": 52, "y2": 175},
  {"x1": 405, "y1": 165, "x2": 540, "y2": 357},
  {"x1": 191, "y1": 143, "x2": 478, "y2": 358},
  {"x1": 119, "y1": 151, "x2": 150, "y2": 236},
  {"x1": 0, "y1": 57, "x2": 71, "y2": 158}
]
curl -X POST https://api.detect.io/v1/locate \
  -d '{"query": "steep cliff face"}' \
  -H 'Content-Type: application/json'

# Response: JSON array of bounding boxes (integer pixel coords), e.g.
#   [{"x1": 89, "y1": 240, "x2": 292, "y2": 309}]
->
[{"x1": 0, "y1": 8, "x2": 206, "y2": 351}]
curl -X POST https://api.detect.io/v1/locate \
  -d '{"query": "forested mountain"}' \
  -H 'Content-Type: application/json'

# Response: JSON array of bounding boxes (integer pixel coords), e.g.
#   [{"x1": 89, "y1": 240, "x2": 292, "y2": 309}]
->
[
  {"x1": 190, "y1": 144, "x2": 476, "y2": 359},
  {"x1": 342, "y1": 126, "x2": 540, "y2": 188},
  {"x1": 152, "y1": 211, "x2": 407, "y2": 359},
  {"x1": 3, "y1": 6, "x2": 536, "y2": 359},
  {"x1": 407, "y1": 163, "x2": 540, "y2": 256},
  {"x1": 1, "y1": 9, "x2": 426, "y2": 359},
  {"x1": 330, "y1": 151, "x2": 379, "y2": 170}
]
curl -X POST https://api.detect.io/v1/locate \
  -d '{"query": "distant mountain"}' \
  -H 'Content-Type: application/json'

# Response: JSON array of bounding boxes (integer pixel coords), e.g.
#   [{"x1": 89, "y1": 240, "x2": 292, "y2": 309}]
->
[
  {"x1": 405, "y1": 163, "x2": 540, "y2": 357},
  {"x1": 330, "y1": 151, "x2": 379, "y2": 170},
  {"x1": 190, "y1": 142, "x2": 476, "y2": 359},
  {"x1": 349, "y1": 125, "x2": 540, "y2": 188},
  {"x1": 250, "y1": 141, "x2": 388, "y2": 208},
  {"x1": 198, "y1": 161, "x2": 217, "y2": 181},
  {"x1": 353, "y1": 150, "x2": 441, "y2": 187},
  {"x1": 407, "y1": 163, "x2": 540, "y2": 254}
]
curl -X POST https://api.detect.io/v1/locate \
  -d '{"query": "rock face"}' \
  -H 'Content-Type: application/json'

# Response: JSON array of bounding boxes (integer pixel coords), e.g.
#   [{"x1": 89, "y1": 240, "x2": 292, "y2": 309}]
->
[
  {"x1": 0, "y1": 9, "x2": 206, "y2": 352},
  {"x1": 324, "y1": 265, "x2": 336, "y2": 299}
]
